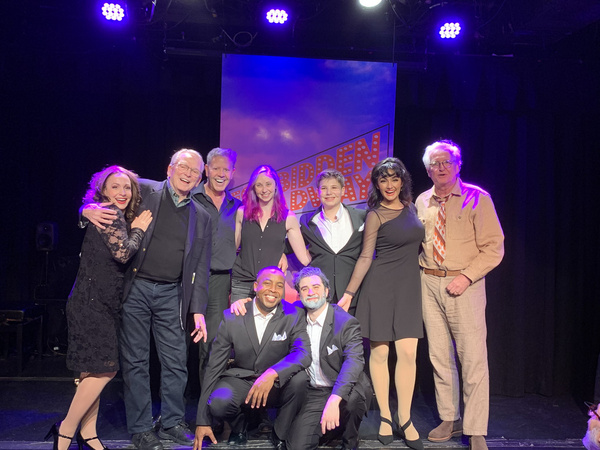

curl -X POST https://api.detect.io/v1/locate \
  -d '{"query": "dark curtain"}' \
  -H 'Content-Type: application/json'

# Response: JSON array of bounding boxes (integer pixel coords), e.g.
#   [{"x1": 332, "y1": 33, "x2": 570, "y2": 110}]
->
[
  {"x1": 1, "y1": 37, "x2": 599, "y2": 400},
  {"x1": 394, "y1": 55, "x2": 600, "y2": 400}
]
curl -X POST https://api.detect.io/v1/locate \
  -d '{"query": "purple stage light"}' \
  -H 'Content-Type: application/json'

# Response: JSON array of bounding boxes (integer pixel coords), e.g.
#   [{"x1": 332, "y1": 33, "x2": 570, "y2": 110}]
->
[
  {"x1": 439, "y1": 22, "x2": 461, "y2": 39},
  {"x1": 266, "y1": 9, "x2": 288, "y2": 24},
  {"x1": 102, "y1": 3, "x2": 125, "y2": 21}
]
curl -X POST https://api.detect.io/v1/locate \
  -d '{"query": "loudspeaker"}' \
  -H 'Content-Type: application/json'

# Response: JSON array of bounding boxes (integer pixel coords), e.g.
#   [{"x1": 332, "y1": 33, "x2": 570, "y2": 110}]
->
[{"x1": 36, "y1": 222, "x2": 58, "y2": 251}]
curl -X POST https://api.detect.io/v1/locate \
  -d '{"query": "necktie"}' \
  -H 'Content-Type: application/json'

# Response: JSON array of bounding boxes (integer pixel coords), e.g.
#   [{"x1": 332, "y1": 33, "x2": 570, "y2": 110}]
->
[{"x1": 433, "y1": 196, "x2": 448, "y2": 266}]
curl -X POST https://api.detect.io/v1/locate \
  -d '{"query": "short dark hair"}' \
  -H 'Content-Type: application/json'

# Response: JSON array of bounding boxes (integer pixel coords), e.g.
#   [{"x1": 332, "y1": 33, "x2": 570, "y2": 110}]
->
[
  {"x1": 293, "y1": 266, "x2": 330, "y2": 293},
  {"x1": 256, "y1": 266, "x2": 285, "y2": 280},
  {"x1": 316, "y1": 169, "x2": 345, "y2": 189}
]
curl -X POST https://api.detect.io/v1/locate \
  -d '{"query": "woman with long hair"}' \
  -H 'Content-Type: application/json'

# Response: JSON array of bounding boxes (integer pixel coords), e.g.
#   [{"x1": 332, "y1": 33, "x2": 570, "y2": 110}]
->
[
  {"x1": 231, "y1": 165, "x2": 310, "y2": 301},
  {"x1": 45, "y1": 166, "x2": 152, "y2": 450},
  {"x1": 340, "y1": 157, "x2": 425, "y2": 450}
]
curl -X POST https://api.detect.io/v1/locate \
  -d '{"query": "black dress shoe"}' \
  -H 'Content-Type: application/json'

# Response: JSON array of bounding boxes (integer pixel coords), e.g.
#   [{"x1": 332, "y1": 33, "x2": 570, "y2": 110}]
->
[
  {"x1": 157, "y1": 422, "x2": 194, "y2": 446},
  {"x1": 269, "y1": 431, "x2": 287, "y2": 450},
  {"x1": 131, "y1": 431, "x2": 164, "y2": 450},
  {"x1": 227, "y1": 431, "x2": 248, "y2": 446}
]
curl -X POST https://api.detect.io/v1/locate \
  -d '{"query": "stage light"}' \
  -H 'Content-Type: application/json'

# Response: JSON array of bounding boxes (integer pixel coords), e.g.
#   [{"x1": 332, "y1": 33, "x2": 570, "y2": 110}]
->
[
  {"x1": 266, "y1": 8, "x2": 288, "y2": 24},
  {"x1": 439, "y1": 22, "x2": 461, "y2": 39},
  {"x1": 359, "y1": 0, "x2": 383, "y2": 6},
  {"x1": 101, "y1": 3, "x2": 126, "y2": 21}
]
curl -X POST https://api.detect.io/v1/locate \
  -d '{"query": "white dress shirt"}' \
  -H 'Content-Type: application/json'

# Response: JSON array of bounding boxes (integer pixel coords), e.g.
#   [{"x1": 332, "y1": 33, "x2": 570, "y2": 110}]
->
[
  {"x1": 306, "y1": 307, "x2": 334, "y2": 388},
  {"x1": 253, "y1": 300, "x2": 276, "y2": 344},
  {"x1": 312, "y1": 204, "x2": 353, "y2": 253}
]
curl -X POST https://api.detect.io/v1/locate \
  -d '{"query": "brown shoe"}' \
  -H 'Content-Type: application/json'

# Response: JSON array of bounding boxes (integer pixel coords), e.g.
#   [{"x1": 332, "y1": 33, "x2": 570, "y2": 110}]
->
[
  {"x1": 427, "y1": 419, "x2": 463, "y2": 442},
  {"x1": 469, "y1": 435, "x2": 488, "y2": 450}
]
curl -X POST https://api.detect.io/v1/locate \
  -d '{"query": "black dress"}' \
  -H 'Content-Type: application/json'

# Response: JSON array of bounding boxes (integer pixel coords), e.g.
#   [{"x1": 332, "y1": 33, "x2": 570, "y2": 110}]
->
[
  {"x1": 66, "y1": 207, "x2": 144, "y2": 373},
  {"x1": 233, "y1": 217, "x2": 287, "y2": 281},
  {"x1": 347, "y1": 204, "x2": 425, "y2": 341}
]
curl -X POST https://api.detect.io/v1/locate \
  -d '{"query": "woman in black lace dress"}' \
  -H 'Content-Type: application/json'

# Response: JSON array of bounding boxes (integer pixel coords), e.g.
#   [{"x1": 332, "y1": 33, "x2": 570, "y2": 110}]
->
[{"x1": 45, "y1": 166, "x2": 152, "y2": 450}]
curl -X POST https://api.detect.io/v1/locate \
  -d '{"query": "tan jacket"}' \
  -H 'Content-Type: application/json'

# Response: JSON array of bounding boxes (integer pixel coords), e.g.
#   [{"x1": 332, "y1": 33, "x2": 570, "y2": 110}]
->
[{"x1": 416, "y1": 178, "x2": 504, "y2": 283}]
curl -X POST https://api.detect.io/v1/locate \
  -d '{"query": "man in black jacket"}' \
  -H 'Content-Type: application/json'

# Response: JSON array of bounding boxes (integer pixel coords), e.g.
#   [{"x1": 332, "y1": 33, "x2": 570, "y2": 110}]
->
[
  {"x1": 298, "y1": 170, "x2": 366, "y2": 314},
  {"x1": 288, "y1": 266, "x2": 372, "y2": 450},
  {"x1": 83, "y1": 149, "x2": 212, "y2": 450},
  {"x1": 194, "y1": 266, "x2": 311, "y2": 450}
]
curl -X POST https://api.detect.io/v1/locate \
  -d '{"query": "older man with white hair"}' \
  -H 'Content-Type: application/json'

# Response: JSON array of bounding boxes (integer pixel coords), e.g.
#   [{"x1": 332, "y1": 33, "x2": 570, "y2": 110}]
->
[
  {"x1": 83, "y1": 149, "x2": 212, "y2": 450},
  {"x1": 416, "y1": 140, "x2": 504, "y2": 450}
]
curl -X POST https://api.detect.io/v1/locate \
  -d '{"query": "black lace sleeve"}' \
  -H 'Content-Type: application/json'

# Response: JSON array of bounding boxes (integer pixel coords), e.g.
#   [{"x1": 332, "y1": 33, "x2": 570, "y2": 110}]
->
[
  {"x1": 344, "y1": 210, "x2": 382, "y2": 295},
  {"x1": 344, "y1": 206, "x2": 405, "y2": 296},
  {"x1": 96, "y1": 207, "x2": 145, "y2": 264}
]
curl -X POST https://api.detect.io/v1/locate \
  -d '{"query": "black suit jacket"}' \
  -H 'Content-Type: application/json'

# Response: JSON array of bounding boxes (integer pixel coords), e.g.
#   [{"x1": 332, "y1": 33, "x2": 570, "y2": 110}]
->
[
  {"x1": 317, "y1": 304, "x2": 371, "y2": 401},
  {"x1": 123, "y1": 179, "x2": 212, "y2": 326},
  {"x1": 196, "y1": 300, "x2": 311, "y2": 425},
  {"x1": 300, "y1": 206, "x2": 366, "y2": 302}
]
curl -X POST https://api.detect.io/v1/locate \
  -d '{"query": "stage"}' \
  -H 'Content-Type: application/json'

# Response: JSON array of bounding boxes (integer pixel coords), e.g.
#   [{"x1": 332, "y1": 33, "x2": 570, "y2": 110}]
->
[{"x1": 0, "y1": 352, "x2": 588, "y2": 450}]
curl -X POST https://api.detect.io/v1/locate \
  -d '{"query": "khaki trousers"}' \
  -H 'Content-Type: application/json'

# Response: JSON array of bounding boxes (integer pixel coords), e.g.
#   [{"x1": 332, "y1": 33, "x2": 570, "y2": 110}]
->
[{"x1": 421, "y1": 272, "x2": 489, "y2": 436}]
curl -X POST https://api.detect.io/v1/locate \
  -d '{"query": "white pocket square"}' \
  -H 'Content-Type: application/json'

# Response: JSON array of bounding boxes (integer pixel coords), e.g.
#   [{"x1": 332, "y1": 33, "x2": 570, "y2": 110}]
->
[
  {"x1": 327, "y1": 345, "x2": 339, "y2": 355},
  {"x1": 358, "y1": 224, "x2": 365, "y2": 232},
  {"x1": 272, "y1": 332, "x2": 287, "y2": 341}
]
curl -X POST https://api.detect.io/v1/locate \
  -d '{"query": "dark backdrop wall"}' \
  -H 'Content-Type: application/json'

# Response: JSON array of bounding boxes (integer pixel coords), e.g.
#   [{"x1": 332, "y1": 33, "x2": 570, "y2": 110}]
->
[{"x1": 1, "y1": 28, "x2": 599, "y2": 404}]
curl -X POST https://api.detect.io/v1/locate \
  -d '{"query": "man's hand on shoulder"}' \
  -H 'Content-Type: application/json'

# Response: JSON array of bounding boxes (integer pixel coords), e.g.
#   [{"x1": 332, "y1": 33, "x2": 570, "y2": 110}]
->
[
  {"x1": 230, "y1": 297, "x2": 252, "y2": 316},
  {"x1": 245, "y1": 367, "x2": 278, "y2": 408},
  {"x1": 83, "y1": 202, "x2": 117, "y2": 229},
  {"x1": 194, "y1": 425, "x2": 217, "y2": 448}
]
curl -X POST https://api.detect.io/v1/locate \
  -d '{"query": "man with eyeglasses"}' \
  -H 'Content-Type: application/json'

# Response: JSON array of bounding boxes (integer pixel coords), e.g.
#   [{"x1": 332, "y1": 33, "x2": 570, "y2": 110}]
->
[
  {"x1": 82, "y1": 149, "x2": 212, "y2": 450},
  {"x1": 415, "y1": 140, "x2": 504, "y2": 450}
]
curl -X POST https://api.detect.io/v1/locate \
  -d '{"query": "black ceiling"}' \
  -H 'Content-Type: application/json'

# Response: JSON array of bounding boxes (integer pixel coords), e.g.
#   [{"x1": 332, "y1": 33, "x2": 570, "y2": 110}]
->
[{"x1": 6, "y1": 0, "x2": 600, "y2": 61}]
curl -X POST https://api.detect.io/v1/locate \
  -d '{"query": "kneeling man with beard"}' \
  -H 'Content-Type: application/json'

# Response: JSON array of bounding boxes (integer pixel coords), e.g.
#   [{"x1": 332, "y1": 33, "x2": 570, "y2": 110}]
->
[{"x1": 288, "y1": 266, "x2": 372, "y2": 450}]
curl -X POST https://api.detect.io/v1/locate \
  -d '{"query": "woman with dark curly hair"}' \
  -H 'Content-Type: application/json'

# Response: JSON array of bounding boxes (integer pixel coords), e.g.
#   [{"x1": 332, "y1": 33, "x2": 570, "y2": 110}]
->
[
  {"x1": 340, "y1": 157, "x2": 425, "y2": 450},
  {"x1": 45, "y1": 166, "x2": 152, "y2": 450}
]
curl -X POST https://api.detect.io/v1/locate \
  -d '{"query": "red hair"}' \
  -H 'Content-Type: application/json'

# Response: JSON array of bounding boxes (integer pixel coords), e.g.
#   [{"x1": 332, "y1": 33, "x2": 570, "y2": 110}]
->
[{"x1": 242, "y1": 165, "x2": 288, "y2": 223}]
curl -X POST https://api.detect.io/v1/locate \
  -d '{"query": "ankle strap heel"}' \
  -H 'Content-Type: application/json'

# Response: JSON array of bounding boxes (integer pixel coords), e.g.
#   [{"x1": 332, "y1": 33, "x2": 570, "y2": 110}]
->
[
  {"x1": 76, "y1": 431, "x2": 109, "y2": 450},
  {"x1": 45, "y1": 422, "x2": 73, "y2": 450}
]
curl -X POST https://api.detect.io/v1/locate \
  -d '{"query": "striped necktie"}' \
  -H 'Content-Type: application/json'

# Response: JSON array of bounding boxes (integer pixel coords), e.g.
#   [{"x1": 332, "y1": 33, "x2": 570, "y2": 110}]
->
[{"x1": 433, "y1": 195, "x2": 449, "y2": 265}]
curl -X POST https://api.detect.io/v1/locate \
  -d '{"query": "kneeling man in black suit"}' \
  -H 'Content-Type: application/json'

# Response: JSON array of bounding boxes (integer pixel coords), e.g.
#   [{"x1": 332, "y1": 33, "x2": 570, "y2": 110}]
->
[
  {"x1": 288, "y1": 266, "x2": 372, "y2": 450},
  {"x1": 193, "y1": 266, "x2": 311, "y2": 450}
]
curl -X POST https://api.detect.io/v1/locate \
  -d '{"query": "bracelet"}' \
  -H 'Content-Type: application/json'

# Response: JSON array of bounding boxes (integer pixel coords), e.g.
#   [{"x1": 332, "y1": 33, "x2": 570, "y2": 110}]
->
[{"x1": 344, "y1": 290, "x2": 355, "y2": 297}]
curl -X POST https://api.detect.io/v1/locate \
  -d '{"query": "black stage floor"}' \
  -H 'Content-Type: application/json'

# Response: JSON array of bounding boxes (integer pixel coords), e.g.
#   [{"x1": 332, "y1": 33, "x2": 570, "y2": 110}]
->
[{"x1": 0, "y1": 352, "x2": 590, "y2": 450}]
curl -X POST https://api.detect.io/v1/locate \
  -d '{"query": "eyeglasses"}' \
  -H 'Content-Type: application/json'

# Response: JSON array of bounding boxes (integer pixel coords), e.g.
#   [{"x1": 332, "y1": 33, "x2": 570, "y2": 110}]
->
[
  {"x1": 174, "y1": 163, "x2": 201, "y2": 178},
  {"x1": 585, "y1": 401, "x2": 600, "y2": 421},
  {"x1": 429, "y1": 160, "x2": 454, "y2": 170}
]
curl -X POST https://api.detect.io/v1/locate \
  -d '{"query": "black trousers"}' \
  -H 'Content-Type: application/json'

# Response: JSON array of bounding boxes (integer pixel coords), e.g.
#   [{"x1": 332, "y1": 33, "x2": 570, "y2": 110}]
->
[
  {"x1": 288, "y1": 383, "x2": 371, "y2": 450},
  {"x1": 207, "y1": 371, "x2": 309, "y2": 440},
  {"x1": 198, "y1": 272, "x2": 231, "y2": 384}
]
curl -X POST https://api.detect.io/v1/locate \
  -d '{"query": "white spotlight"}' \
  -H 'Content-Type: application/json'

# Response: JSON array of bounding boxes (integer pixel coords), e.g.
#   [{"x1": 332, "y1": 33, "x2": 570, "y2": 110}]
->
[{"x1": 359, "y1": 0, "x2": 383, "y2": 7}]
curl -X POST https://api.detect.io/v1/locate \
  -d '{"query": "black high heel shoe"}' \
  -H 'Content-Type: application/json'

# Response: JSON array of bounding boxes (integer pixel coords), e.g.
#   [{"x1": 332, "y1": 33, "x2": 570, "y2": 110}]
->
[
  {"x1": 398, "y1": 418, "x2": 424, "y2": 450},
  {"x1": 44, "y1": 422, "x2": 73, "y2": 450},
  {"x1": 76, "y1": 431, "x2": 110, "y2": 450},
  {"x1": 377, "y1": 416, "x2": 394, "y2": 445}
]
